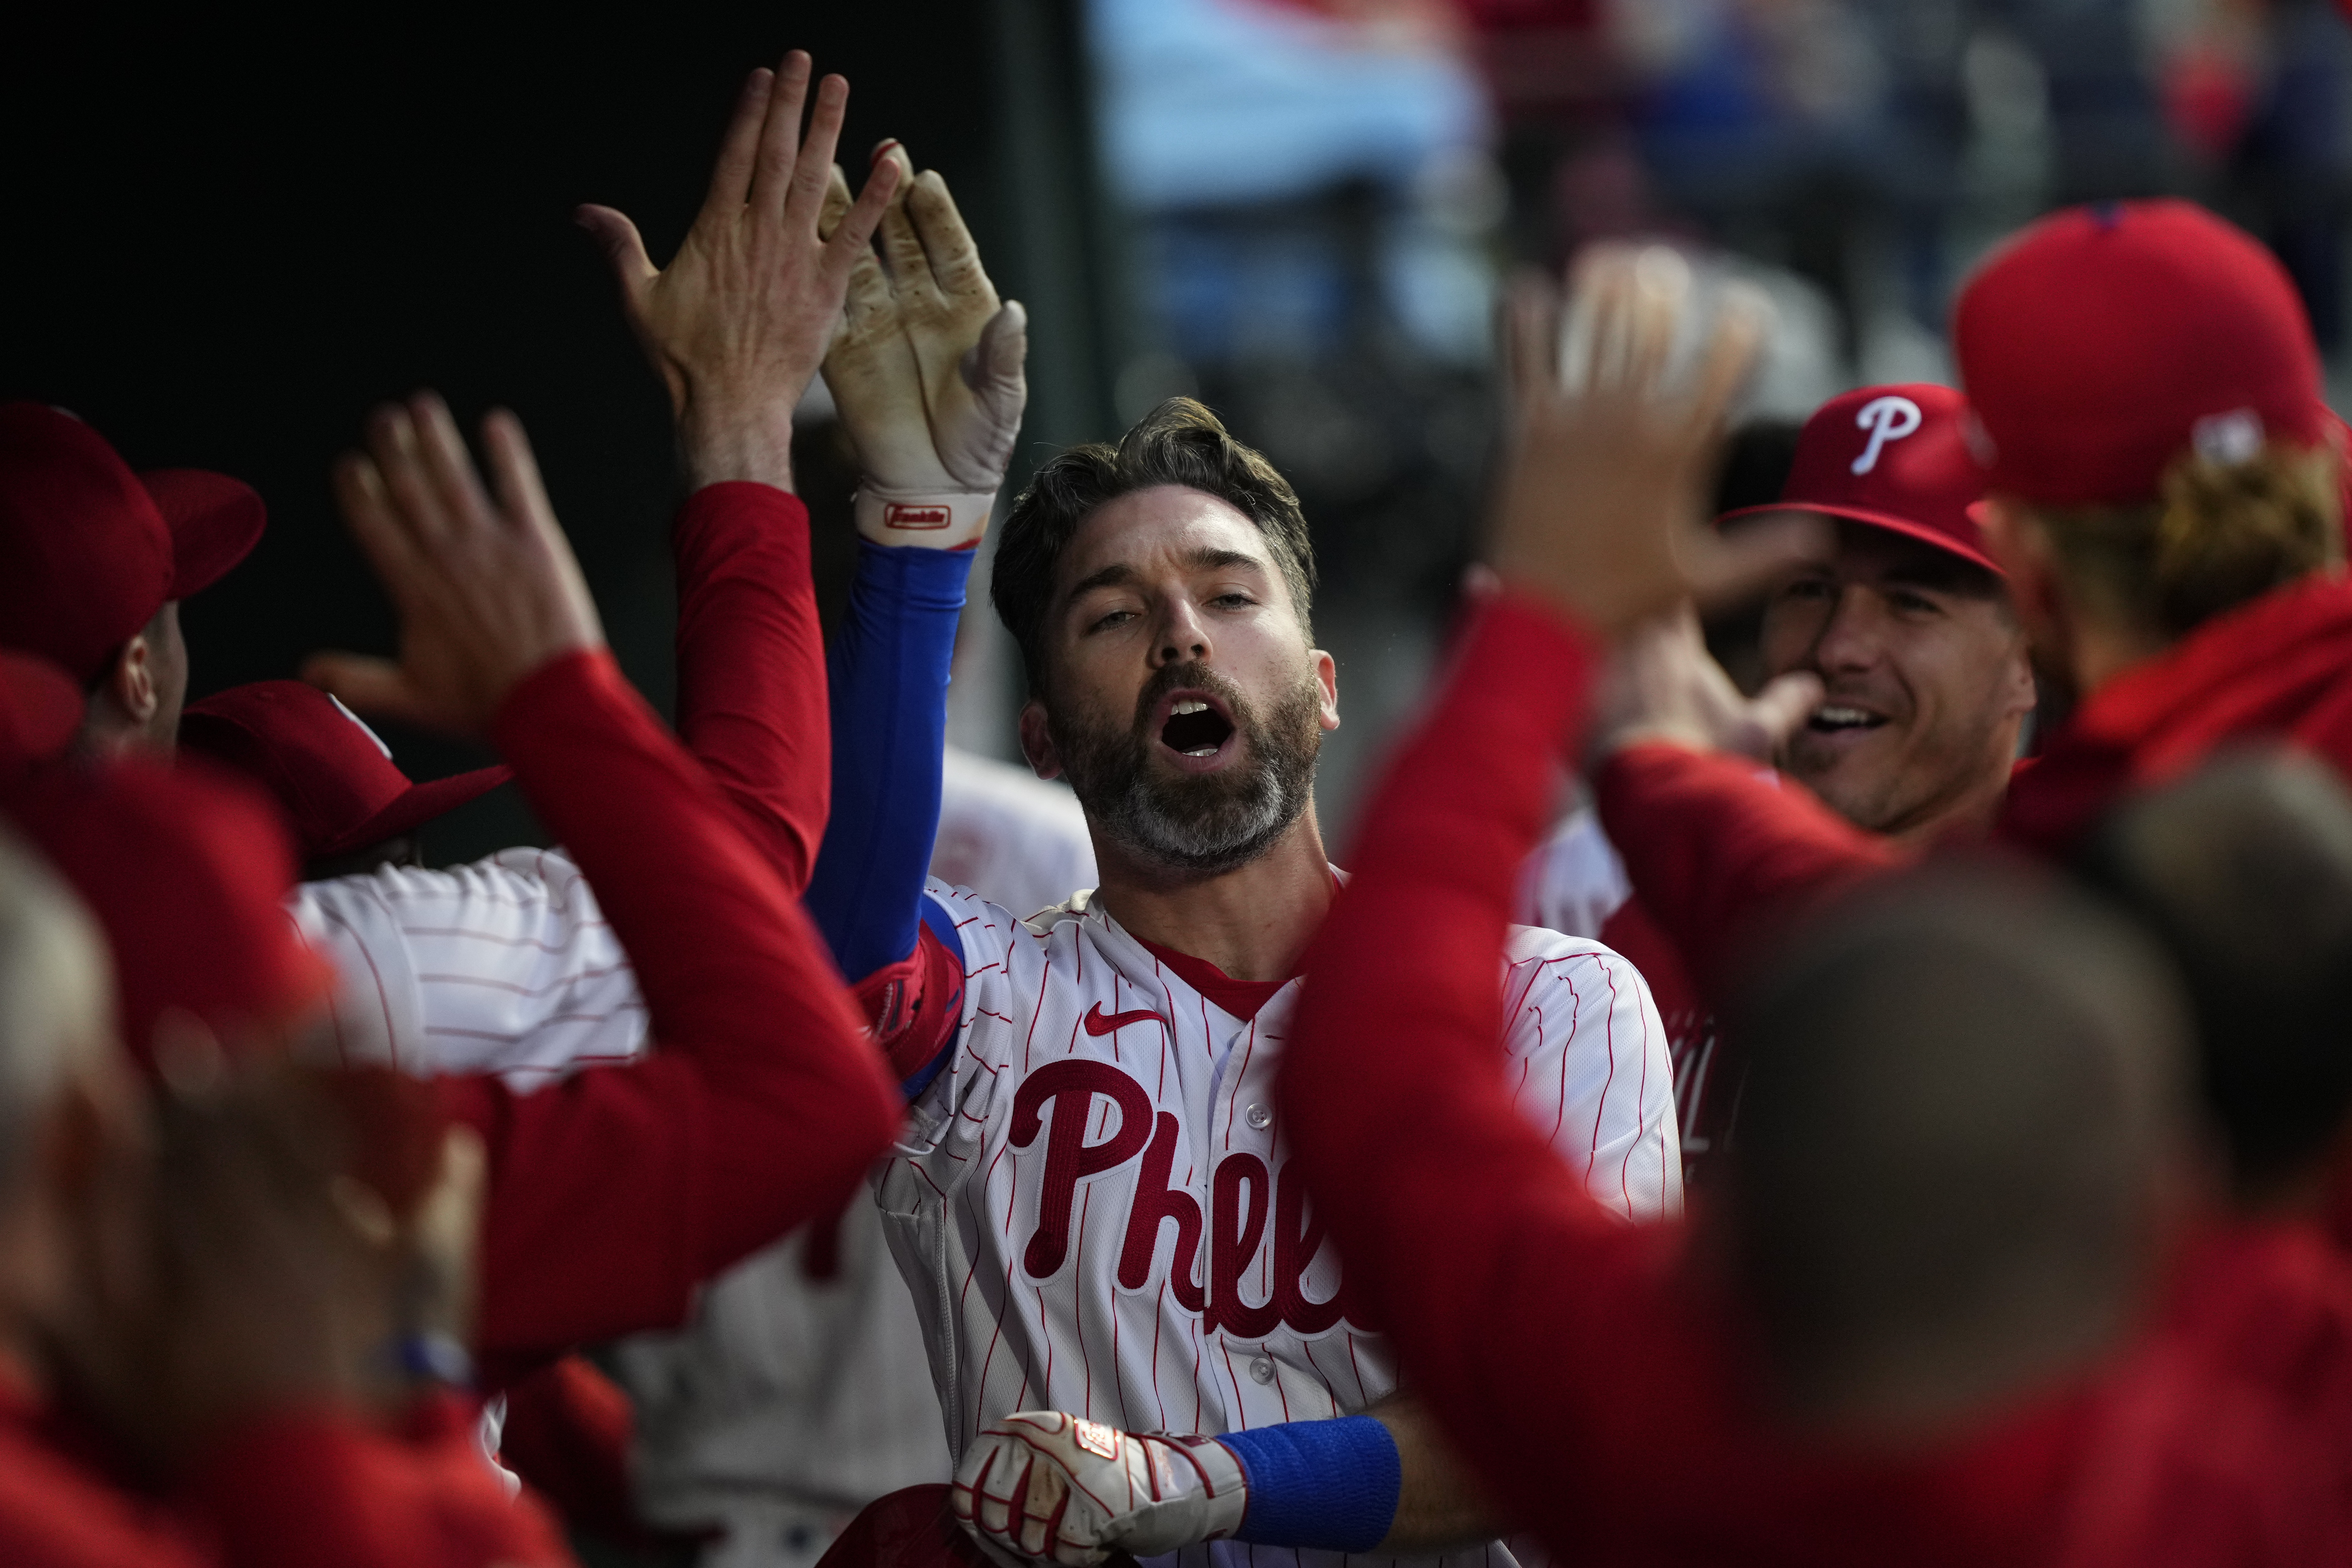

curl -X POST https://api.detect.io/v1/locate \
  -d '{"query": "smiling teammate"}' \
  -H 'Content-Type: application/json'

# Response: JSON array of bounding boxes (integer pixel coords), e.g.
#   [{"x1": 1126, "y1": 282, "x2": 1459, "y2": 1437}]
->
[
  {"x1": 1525, "y1": 382, "x2": 2034, "y2": 1181},
  {"x1": 803, "y1": 156, "x2": 1675, "y2": 1566}
]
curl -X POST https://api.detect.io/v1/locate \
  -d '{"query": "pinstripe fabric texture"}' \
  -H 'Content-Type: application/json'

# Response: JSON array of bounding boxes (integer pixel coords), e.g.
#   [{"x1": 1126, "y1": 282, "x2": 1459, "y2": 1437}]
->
[
  {"x1": 877, "y1": 878, "x2": 1678, "y2": 1568},
  {"x1": 294, "y1": 847, "x2": 647, "y2": 1088}
]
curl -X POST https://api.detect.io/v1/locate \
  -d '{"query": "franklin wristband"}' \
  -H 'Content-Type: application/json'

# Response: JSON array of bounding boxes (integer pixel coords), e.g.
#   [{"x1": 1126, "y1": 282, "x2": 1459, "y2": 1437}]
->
[
  {"x1": 854, "y1": 487, "x2": 995, "y2": 551},
  {"x1": 1218, "y1": 1414, "x2": 1401, "y2": 1551}
]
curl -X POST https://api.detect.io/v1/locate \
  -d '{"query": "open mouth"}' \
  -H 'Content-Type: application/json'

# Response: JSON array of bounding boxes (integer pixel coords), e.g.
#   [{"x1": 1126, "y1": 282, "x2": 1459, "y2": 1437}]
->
[
  {"x1": 1159, "y1": 695, "x2": 1236, "y2": 758},
  {"x1": 1806, "y1": 703, "x2": 1889, "y2": 736}
]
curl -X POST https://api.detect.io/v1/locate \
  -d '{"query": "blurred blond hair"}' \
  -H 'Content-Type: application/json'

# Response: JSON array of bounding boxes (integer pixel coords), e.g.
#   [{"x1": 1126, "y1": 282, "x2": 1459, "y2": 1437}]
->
[{"x1": 2024, "y1": 442, "x2": 2343, "y2": 642}]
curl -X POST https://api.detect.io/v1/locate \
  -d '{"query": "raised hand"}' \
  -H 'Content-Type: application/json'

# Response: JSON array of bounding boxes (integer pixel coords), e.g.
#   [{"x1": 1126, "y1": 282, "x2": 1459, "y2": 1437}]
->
[
  {"x1": 576, "y1": 52, "x2": 903, "y2": 491},
  {"x1": 1489, "y1": 245, "x2": 1821, "y2": 636},
  {"x1": 821, "y1": 146, "x2": 1027, "y2": 548},
  {"x1": 1590, "y1": 604, "x2": 1824, "y2": 761},
  {"x1": 306, "y1": 393, "x2": 603, "y2": 737}
]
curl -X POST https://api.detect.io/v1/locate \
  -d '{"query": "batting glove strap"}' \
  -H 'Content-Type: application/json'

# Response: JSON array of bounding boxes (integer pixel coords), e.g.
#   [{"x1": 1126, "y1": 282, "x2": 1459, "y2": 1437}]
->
[
  {"x1": 1218, "y1": 1415, "x2": 1401, "y2": 1551},
  {"x1": 953, "y1": 1411, "x2": 1250, "y2": 1567},
  {"x1": 855, "y1": 487, "x2": 995, "y2": 551}
]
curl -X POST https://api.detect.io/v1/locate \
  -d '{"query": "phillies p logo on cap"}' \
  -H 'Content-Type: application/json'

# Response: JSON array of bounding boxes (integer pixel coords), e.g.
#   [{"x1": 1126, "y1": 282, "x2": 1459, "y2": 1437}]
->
[
  {"x1": 1719, "y1": 383, "x2": 2002, "y2": 577},
  {"x1": 1852, "y1": 395, "x2": 1924, "y2": 476}
]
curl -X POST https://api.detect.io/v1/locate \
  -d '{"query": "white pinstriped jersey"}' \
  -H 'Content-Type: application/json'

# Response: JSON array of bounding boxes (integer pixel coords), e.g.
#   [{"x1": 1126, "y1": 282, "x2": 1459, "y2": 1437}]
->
[
  {"x1": 875, "y1": 878, "x2": 1678, "y2": 1568},
  {"x1": 292, "y1": 848, "x2": 649, "y2": 1087}
]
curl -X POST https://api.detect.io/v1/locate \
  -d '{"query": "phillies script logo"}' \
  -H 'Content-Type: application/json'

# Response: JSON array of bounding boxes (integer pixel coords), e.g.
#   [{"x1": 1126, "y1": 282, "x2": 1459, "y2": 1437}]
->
[
  {"x1": 1010, "y1": 1059, "x2": 1352, "y2": 1336},
  {"x1": 884, "y1": 502, "x2": 952, "y2": 530},
  {"x1": 1850, "y1": 394, "x2": 1923, "y2": 475}
]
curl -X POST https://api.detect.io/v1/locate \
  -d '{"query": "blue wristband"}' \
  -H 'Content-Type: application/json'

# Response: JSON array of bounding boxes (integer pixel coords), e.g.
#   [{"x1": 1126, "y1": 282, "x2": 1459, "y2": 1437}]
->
[{"x1": 1218, "y1": 1415, "x2": 1401, "y2": 1551}]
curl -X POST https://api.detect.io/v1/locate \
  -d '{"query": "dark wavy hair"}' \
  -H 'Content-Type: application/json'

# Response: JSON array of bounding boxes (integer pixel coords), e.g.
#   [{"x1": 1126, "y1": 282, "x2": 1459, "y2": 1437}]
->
[{"x1": 991, "y1": 399, "x2": 1315, "y2": 696}]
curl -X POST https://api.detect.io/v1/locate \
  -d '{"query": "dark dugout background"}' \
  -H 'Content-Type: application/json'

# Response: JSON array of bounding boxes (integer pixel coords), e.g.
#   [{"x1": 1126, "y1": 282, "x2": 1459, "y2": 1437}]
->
[{"x1": 2, "y1": 6, "x2": 1118, "y2": 862}]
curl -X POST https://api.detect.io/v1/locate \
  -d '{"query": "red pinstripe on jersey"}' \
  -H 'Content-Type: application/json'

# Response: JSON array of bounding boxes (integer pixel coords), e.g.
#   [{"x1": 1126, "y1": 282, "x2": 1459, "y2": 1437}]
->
[{"x1": 866, "y1": 878, "x2": 1679, "y2": 1568}]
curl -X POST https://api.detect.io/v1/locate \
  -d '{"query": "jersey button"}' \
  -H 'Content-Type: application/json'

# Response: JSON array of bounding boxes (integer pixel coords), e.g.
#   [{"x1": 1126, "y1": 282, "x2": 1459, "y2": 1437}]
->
[
  {"x1": 1249, "y1": 1356, "x2": 1276, "y2": 1385},
  {"x1": 1244, "y1": 1103, "x2": 1273, "y2": 1131}
]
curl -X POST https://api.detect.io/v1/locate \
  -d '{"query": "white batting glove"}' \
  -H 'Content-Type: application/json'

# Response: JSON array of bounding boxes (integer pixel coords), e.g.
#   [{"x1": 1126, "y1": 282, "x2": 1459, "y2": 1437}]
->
[
  {"x1": 822, "y1": 147, "x2": 1027, "y2": 550},
  {"x1": 952, "y1": 1410, "x2": 1250, "y2": 1567}
]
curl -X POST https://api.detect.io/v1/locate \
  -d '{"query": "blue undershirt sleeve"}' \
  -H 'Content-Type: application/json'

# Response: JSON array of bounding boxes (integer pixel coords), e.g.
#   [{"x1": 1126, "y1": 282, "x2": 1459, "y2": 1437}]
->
[
  {"x1": 1218, "y1": 1415, "x2": 1403, "y2": 1551},
  {"x1": 805, "y1": 540, "x2": 976, "y2": 981}
]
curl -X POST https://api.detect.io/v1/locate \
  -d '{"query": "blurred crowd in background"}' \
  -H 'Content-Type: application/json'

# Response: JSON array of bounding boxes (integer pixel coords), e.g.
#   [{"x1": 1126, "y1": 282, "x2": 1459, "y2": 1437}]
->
[{"x1": 1015, "y1": 0, "x2": 2352, "y2": 825}]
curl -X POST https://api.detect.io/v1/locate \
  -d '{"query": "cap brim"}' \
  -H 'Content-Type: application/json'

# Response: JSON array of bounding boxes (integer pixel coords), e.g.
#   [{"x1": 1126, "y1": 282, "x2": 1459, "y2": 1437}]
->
[
  {"x1": 142, "y1": 469, "x2": 266, "y2": 600},
  {"x1": 1718, "y1": 501, "x2": 2005, "y2": 578},
  {"x1": 0, "y1": 650, "x2": 85, "y2": 770},
  {"x1": 310, "y1": 764, "x2": 513, "y2": 862}
]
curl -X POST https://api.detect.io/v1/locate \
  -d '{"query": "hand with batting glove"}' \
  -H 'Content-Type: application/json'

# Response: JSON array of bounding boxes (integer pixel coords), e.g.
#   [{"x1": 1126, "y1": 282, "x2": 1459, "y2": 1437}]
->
[
  {"x1": 820, "y1": 145, "x2": 1027, "y2": 551},
  {"x1": 953, "y1": 1410, "x2": 1249, "y2": 1567}
]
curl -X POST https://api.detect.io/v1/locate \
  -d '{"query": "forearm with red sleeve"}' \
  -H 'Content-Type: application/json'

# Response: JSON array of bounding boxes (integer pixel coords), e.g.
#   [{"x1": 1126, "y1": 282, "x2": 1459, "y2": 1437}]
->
[
  {"x1": 1590, "y1": 741, "x2": 1903, "y2": 1001},
  {"x1": 671, "y1": 482, "x2": 828, "y2": 895},
  {"x1": 1279, "y1": 594, "x2": 1722, "y2": 1560},
  {"x1": 179, "y1": 1398, "x2": 573, "y2": 1568},
  {"x1": 439, "y1": 650, "x2": 900, "y2": 1359}
]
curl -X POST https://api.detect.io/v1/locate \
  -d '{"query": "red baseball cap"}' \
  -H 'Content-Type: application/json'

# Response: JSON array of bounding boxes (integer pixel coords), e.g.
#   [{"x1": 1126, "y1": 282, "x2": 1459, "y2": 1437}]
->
[
  {"x1": 179, "y1": 681, "x2": 510, "y2": 864},
  {"x1": 0, "y1": 651, "x2": 84, "y2": 775},
  {"x1": 0, "y1": 403, "x2": 267, "y2": 684},
  {"x1": 2, "y1": 755, "x2": 333, "y2": 1072},
  {"x1": 1720, "y1": 383, "x2": 2000, "y2": 575},
  {"x1": 1954, "y1": 200, "x2": 2330, "y2": 508}
]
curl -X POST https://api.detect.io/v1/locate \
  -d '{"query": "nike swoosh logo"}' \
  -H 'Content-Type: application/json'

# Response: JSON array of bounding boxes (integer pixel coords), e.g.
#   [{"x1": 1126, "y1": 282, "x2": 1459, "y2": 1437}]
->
[{"x1": 1084, "y1": 1003, "x2": 1169, "y2": 1037}]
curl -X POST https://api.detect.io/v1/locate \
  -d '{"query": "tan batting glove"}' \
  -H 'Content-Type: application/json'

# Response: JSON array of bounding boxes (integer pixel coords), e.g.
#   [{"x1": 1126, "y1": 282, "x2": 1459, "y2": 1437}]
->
[
  {"x1": 953, "y1": 1410, "x2": 1250, "y2": 1567},
  {"x1": 822, "y1": 146, "x2": 1027, "y2": 550}
]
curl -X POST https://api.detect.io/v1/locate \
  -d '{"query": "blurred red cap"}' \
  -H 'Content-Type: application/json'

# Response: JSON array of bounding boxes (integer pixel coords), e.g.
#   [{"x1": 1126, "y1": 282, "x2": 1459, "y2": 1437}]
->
[
  {"x1": 180, "y1": 681, "x2": 510, "y2": 864},
  {"x1": 1, "y1": 756, "x2": 332, "y2": 1072},
  {"x1": 0, "y1": 403, "x2": 266, "y2": 683},
  {"x1": 1720, "y1": 383, "x2": 1998, "y2": 575},
  {"x1": 1954, "y1": 200, "x2": 2328, "y2": 508},
  {"x1": 0, "y1": 651, "x2": 85, "y2": 776}
]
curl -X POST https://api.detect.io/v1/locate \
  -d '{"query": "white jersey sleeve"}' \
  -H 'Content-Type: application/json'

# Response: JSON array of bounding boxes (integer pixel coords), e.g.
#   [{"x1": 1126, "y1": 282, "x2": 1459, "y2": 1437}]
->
[
  {"x1": 294, "y1": 846, "x2": 648, "y2": 1086},
  {"x1": 1513, "y1": 803, "x2": 1632, "y2": 939},
  {"x1": 931, "y1": 746, "x2": 1099, "y2": 923},
  {"x1": 1498, "y1": 925, "x2": 1680, "y2": 1220}
]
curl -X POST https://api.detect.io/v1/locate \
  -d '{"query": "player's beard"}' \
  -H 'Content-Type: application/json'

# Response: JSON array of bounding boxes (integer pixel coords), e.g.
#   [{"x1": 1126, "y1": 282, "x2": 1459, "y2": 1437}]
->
[{"x1": 1051, "y1": 660, "x2": 1322, "y2": 877}]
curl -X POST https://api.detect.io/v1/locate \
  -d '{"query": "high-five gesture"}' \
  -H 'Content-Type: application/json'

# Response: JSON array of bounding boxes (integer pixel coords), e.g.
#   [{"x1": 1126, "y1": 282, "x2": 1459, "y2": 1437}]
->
[
  {"x1": 1488, "y1": 244, "x2": 1818, "y2": 635},
  {"x1": 576, "y1": 52, "x2": 902, "y2": 491},
  {"x1": 821, "y1": 146, "x2": 1027, "y2": 549},
  {"x1": 307, "y1": 394, "x2": 604, "y2": 736}
]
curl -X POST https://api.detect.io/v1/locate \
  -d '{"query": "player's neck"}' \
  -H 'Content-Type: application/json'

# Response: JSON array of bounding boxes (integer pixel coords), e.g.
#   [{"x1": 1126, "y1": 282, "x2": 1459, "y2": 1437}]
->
[{"x1": 1089, "y1": 807, "x2": 1334, "y2": 982}]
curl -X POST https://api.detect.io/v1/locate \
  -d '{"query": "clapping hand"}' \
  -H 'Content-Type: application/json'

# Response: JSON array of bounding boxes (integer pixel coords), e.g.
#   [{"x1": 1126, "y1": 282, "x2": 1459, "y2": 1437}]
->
[
  {"x1": 577, "y1": 51, "x2": 903, "y2": 491},
  {"x1": 307, "y1": 394, "x2": 603, "y2": 738},
  {"x1": 1488, "y1": 245, "x2": 1822, "y2": 636}
]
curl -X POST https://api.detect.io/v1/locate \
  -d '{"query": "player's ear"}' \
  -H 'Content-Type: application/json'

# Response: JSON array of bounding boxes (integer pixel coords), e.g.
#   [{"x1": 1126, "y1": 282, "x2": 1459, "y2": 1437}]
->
[
  {"x1": 1312, "y1": 648, "x2": 1339, "y2": 732},
  {"x1": 1018, "y1": 700, "x2": 1062, "y2": 780},
  {"x1": 103, "y1": 633, "x2": 159, "y2": 729}
]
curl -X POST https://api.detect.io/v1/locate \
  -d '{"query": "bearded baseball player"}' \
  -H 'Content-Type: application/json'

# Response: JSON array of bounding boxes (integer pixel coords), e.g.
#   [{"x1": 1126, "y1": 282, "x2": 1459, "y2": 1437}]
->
[{"x1": 801, "y1": 151, "x2": 1678, "y2": 1568}]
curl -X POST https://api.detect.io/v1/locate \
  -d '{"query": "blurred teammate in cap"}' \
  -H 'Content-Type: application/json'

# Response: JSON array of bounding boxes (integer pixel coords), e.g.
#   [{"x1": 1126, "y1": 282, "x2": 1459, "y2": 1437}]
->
[
  {"x1": 0, "y1": 402, "x2": 263, "y2": 754},
  {"x1": 1521, "y1": 382, "x2": 2036, "y2": 1182},
  {"x1": 180, "y1": 52, "x2": 953, "y2": 1558},
  {"x1": 1277, "y1": 240, "x2": 2352, "y2": 1566},
  {"x1": 1582, "y1": 199, "x2": 2351, "y2": 1205},
  {"x1": 0, "y1": 661, "x2": 572, "y2": 1564}
]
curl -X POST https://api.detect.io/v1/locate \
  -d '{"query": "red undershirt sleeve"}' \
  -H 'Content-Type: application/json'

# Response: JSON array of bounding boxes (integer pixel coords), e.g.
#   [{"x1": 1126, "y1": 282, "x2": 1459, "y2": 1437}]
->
[
  {"x1": 178, "y1": 1401, "x2": 571, "y2": 1568},
  {"x1": 671, "y1": 483, "x2": 828, "y2": 895},
  {"x1": 443, "y1": 649, "x2": 899, "y2": 1360},
  {"x1": 1591, "y1": 741, "x2": 1904, "y2": 1001},
  {"x1": 1279, "y1": 592, "x2": 1715, "y2": 1555}
]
